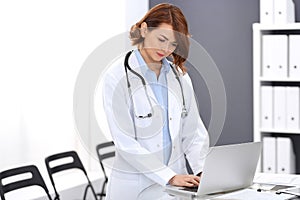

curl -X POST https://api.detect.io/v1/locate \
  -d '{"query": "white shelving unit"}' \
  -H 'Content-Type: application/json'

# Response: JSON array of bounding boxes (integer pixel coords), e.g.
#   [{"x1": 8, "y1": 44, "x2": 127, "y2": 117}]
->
[{"x1": 253, "y1": 23, "x2": 300, "y2": 173}]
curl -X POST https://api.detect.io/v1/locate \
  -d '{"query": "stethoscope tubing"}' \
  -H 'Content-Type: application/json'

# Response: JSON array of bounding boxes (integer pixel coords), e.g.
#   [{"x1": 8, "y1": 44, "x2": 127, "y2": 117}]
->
[{"x1": 124, "y1": 50, "x2": 188, "y2": 119}]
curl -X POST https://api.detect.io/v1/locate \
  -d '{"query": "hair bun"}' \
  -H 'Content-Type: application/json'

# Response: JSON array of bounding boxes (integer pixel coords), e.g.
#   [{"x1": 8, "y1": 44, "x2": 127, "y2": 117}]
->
[{"x1": 130, "y1": 25, "x2": 141, "y2": 39}]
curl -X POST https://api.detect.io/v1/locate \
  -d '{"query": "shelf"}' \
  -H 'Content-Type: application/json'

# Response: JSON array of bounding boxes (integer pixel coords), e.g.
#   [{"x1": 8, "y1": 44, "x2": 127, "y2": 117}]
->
[
  {"x1": 260, "y1": 129, "x2": 300, "y2": 134},
  {"x1": 253, "y1": 22, "x2": 300, "y2": 173},
  {"x1": 253, "y1": 23, "x2": 300, "y2": 31},
  {"x1": 259, "y1": 77, "x2": 300, "y2": 82}
]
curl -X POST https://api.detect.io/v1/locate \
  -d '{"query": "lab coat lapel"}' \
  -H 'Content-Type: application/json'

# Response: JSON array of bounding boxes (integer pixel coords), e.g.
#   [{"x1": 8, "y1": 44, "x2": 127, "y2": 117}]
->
[{"x1": 167, "y1": 68, "x2": 182, "y2": 141}]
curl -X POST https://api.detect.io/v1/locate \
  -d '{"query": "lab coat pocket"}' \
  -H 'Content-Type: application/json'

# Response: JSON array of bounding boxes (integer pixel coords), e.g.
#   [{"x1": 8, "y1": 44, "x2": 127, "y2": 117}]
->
[
  {"x1": 134, "y1": 115, "x2": 153, "y2": 128},
  {"x1": 134, "y1": 106, "x2": 165, "y2": 140}
]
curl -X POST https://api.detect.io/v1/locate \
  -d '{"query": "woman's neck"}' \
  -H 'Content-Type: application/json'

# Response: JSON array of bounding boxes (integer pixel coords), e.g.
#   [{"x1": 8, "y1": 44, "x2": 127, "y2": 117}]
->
[{"x1": 139, "y1": 49, "x2": 162, "y2": 78}]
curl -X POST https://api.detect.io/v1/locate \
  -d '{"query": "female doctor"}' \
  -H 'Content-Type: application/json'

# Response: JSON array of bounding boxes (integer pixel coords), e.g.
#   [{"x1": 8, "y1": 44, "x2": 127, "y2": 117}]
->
[{"x1": 102, "y1": 3, "x2": 209, "y2": 199}]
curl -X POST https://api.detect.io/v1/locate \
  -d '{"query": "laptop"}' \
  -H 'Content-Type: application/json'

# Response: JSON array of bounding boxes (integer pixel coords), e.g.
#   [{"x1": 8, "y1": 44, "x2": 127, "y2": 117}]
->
[{"x1": 165, "y1": 142, "x2": 262, "y2": 198}]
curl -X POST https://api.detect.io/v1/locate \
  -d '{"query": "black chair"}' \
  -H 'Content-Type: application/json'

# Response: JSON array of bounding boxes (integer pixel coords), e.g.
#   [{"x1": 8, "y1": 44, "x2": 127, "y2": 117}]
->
[
  {"x1": 96, "y1": 141, "x2": 115, "y2": 200},
  {"x1": 45, "y1": 151, "x2": 97, "y2": 200},
  {"x1": 0, "y1": 165, "x2": 52, "y2": 200}
]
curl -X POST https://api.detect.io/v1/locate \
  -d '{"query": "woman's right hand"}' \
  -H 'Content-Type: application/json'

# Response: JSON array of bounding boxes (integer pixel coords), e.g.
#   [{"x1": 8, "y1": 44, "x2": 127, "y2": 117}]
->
[{"x1": 168, "y1": 174, "x2": 200, "y2": 187}]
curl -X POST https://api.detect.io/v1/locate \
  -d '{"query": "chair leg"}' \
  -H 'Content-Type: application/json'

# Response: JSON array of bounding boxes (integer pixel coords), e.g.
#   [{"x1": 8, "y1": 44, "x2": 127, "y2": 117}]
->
[
  {"x1": 47, "y1": 193, "x2": 53, "y2": 200},
  {"x1": 99, "y1": 180, "x2": 107, "y2": 200},
  {"x1": 83, "y1": 185, "x2": 89, "y2": 200},
  {"x1": 89, "y1": 183, "x2": 98, "y2": 200},
  {"x1": 83, "y1": 184, "x2": 98, "y2": 200}
]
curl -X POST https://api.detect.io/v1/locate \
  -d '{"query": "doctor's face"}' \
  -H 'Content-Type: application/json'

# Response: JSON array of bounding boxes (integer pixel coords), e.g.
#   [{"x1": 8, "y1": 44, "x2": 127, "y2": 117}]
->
[{"x1": 141, "y1": 23, "x2": 177, "y2": 64}]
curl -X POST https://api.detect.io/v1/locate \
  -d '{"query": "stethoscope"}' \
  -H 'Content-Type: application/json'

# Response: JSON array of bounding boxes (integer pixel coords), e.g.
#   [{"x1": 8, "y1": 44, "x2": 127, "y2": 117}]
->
[{"x1": 124, "y1": 50, "x2": 188, "y2": 119}]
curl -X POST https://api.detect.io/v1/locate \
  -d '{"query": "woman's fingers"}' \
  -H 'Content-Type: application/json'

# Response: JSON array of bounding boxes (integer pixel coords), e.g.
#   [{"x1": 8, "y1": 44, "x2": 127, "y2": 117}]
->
[
  {"x1": 169, "y1": 174, "x2": 201, "y2": 187},
  {"x1": 185, "y1": 176, "x2": 199, "y2": 186}
]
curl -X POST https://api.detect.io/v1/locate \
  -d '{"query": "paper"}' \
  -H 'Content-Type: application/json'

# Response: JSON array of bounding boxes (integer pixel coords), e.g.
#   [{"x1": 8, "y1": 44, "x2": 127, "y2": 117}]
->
[
  {"x1": 254, "y1": 173, "x2": 297, "y2": 185},
  {"x1": 214, "y1": 189, "x2": 294, "y2": 200}
]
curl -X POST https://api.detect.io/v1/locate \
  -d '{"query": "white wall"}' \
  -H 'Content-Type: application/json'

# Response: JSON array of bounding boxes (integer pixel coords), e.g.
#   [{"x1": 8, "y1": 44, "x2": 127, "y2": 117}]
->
[{"x1": 0, "y1": 0, "x2": 148, "y2": 195}]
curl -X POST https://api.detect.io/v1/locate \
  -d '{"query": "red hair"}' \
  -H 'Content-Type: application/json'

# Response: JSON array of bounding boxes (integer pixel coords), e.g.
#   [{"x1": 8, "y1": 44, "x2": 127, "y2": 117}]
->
[{"x1": 130, "y1": 3, "x2": 190, "y2": 73}]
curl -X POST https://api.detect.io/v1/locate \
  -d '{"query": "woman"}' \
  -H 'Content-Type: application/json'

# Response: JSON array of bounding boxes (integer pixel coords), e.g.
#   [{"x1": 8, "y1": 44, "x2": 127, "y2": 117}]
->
[{"x1": 102, "y1": 3, "x2": 209, "y2": 199}]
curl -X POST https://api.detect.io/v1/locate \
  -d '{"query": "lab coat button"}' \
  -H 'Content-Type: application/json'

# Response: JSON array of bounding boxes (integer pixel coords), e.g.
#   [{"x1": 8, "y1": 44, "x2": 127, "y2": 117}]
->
[
  {"x1": 169, "y1": 117, "x2": 172, "y2": 120},
  {"x1": 157, "y1": 144, "x2": 160, "y2": 148}
]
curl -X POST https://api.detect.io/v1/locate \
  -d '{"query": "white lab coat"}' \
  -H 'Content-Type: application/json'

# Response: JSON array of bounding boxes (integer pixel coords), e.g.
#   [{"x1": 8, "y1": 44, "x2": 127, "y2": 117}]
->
[{"x1": 102, "y1": 50, "x2": 209, "y2": 200}]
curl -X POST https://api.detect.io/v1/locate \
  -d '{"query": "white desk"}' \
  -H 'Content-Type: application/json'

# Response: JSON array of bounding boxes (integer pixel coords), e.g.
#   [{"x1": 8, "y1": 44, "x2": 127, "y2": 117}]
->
[{"x1": 139, "y1": 173, "x2": 300, "y2": 200}]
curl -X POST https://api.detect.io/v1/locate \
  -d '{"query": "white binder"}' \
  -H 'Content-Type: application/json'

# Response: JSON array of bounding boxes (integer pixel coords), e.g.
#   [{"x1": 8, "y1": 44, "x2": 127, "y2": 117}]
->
[
  {"x1": 262, "y1": 35, "x2": 288, "y2": 79},
  {"x1": 263, "y1": 137, "x2": 277, "y2": 173},
  {"x1": 261, "y1": 86, "x2": 273, "y2": 129},
  {"x1": 286, "y1": 87, "x2": 300, "y2": 130},
  {"x1": 274, "y1": 0, "x2": 295, "y2": 24},
  {"x1": 260, "y1": 0, "x2": 274, "y2": 24},
  {"x1": 273, "y1": 86, "x2": 287, "y2": 129},
  {"x1": 289, "y1": 35, "x2": 300, "y2": 78},
  {"x1": 276, "y1": 137, "x2": 295, "y2": 174}
]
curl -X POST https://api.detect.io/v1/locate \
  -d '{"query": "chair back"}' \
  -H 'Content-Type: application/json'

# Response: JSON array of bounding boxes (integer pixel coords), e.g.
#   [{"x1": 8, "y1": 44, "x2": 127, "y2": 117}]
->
[
  {"x1": 96, "y1": 141, "x2": 115, "y2": 180},
  {"x1": 0, "y1": 165, "x2": 52, "y2": 200},
  {"x1": 45, "y1": 151, "x2": 97, "y2": 200},
  {"x1": 96, "y1": 141, "x2": 115, "y2": 200}
]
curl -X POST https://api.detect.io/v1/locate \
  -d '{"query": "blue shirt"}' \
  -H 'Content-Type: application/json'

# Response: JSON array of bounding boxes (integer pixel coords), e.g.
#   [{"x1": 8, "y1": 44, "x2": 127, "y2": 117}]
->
[{"x1": 134, "y1": 49, "x2": 172, "y2": 165}]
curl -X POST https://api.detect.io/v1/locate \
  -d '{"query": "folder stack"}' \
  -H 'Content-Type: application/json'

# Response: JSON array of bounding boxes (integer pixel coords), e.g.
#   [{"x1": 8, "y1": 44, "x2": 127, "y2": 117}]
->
[
  {"x1": 263, "y1": 136, "x2": 295, "y2": 174},
  {"x1": 262, "y1": 35, "x2": 288, "y2": 79},
  {"x1": 262, "y1": 34, "x2": 300, "y2": 80},
  {"x1": 260, "y1": 85, "x2": 298, "y2": 174},
  {"x1": 260, "y1": 86, "x2": 300, "y2": 131},
  {"x1": 260, "y1": 0, "x2": 295, "y2": 24}
]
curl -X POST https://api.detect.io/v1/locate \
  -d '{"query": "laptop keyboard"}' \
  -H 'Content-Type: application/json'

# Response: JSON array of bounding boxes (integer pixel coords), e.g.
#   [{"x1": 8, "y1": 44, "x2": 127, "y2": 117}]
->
[{"x1": 180, "y1": 186, "x2": 198, "y2": 192}]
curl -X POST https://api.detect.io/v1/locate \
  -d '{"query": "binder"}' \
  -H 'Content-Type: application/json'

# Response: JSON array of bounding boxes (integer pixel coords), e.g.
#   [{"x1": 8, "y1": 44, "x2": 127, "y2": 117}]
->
[
  {"x1": 262, "y1": 35, "x2": 288, "y2": 79},
  {"x1": 260, "y1": 0, "x2": 274, "y2": 24},
  {"x1": 286, "y1": 87, "x2": 300, "y2": 130},
  {"x1": 261, "y1": 86, "x2": 273, "y2": 129},
  {"x1": 276, "y1": 137, "x2": 295, "y2": 174},
  {"x1": 263, "y1": 137, "x2": 277, "y2": 173},
  {"x1": 289, "y1": 35, "x2": 300, "y2": 78},
  {"x1": 273, "y1": 86, "x2": 287, "y2": 129},
  {"x1": 274, "y1": 0, "x2": 295, "y2": 24}
]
